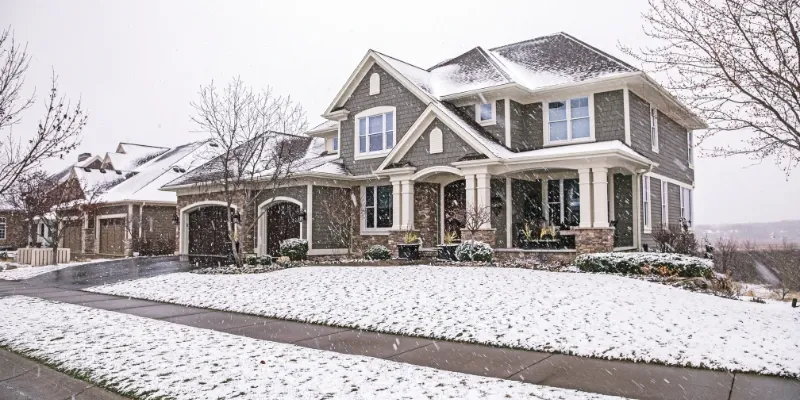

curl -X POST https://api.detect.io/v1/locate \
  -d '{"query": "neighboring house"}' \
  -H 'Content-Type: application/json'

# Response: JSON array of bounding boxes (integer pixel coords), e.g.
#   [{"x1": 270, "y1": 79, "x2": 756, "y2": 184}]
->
[
  {"x1": 0, "y1": 202, "x2": 28, "y2": 250},
  {"x1": 163, "y1": 32, "x2": 704, "y2": 258}
]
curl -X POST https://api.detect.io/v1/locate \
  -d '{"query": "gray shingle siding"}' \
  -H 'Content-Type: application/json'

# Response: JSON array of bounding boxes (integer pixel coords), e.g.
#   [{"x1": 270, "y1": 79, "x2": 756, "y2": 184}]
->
[
  {"x1": 594, "y1": 90, "x2": 625, "y2": 143},
  {"x1": 340, "y1": 64, "x2": 427, "y2": 175},
  {"x1": 399, "y1": 118, "x2": 479, "y2": 168},
  {"x1": 513, "y1": 101, "x2": 542, "y2": 151},
  {"x1": 458, "y1": 100, "x2": 505, "y2": 145},
  {"x1": 311, "y1": 186, "x2": 352, "y2": 249},
  {"x1": 613, "y1": 173, "x2": 634, "y2": 248},
  {"x1": 629, "y1": 91, "x2": 694, "y2": 185},
  {"x1": 668, "y1": 183, "x2": 682, "y2": 227}
]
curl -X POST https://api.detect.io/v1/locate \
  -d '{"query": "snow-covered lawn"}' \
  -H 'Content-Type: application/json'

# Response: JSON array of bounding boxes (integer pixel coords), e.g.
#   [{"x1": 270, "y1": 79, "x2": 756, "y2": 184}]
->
[
  {"x1": 0, "y1": 258, "x2": 112, "y2": 280},
  {"x1": 0, "y1": 296, "x2": 618, "y2": 400},
  {"x1": 89, "y1": 266, "x2": 800, "y2": 378}
]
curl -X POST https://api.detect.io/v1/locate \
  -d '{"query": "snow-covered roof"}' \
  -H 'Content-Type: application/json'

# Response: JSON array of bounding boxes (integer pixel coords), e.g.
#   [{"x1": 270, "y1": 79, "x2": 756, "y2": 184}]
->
[
  {"x1": 103, "y1": 148, "x2": 169, "y2": 172},
  {"x1": 305, "y1": 120, "x2": 338, "y2": 136}
]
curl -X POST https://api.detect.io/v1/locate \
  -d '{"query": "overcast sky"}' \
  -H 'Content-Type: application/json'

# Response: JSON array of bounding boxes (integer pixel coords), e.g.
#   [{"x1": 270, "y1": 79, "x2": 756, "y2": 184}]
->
[{"x1": 3, "y1": 0, "x2": 799, "y2": 225}]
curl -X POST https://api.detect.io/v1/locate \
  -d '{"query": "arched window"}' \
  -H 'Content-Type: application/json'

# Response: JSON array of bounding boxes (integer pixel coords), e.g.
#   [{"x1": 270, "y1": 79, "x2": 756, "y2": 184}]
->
[
  {"x1": 429, "y1": 128, "x2": 443, "y2": 154},
  {"x1": 369, "y1": 73, "x2": 380, "y2": 95}
]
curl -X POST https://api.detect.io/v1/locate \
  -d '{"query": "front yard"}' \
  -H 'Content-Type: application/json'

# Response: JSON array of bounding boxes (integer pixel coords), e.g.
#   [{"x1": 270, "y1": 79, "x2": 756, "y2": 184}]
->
[
  {"x1": 0, "y1": 258, "x2": 112, "y2": 280},
  {"x1": 88, "y1": 265, "x2": 800, "y2": 378},
  {"x1": 0, "y1": 296, "x2": 616, "y2": 400}
]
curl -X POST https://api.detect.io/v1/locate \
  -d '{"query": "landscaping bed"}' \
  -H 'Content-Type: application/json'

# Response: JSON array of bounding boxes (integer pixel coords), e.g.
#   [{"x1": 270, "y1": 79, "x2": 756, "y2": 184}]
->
[
  {"x1": 89, "y1": 265, "x2": 800, "y2": 378},
  {"x1": 575, "y1": 252, "x2": 714, "y2": 278}
]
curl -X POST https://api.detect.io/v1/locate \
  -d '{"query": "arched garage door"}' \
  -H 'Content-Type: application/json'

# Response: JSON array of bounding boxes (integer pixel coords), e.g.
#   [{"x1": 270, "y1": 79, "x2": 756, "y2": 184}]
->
[{"x1": 187, "y1": 205, "x2": 232, "y2": 264}]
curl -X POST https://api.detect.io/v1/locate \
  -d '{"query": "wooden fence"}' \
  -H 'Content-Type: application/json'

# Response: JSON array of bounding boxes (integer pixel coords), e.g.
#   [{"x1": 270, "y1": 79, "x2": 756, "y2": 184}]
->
[{"x1": 15, "y1": 248, "x2": 71, "y2": 266}]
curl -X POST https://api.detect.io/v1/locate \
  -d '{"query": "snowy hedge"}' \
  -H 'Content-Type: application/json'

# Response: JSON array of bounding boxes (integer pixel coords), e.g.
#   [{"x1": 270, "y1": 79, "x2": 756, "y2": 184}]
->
[
  {"x1": 364, "y1": 245, "x2": 391, "y2": 260},
  {"x1": 244, "y1": 256, "x2": 272, "y2": 266},
  {"x1": 280, "y1": 238, "x2": 308, "y2": 261},
  {"x1": 455, "y1": 240, "x2": 493, "y2": 262},
  {"x1": 575, "y1": 252, "x2": 713, "y2": 278}
]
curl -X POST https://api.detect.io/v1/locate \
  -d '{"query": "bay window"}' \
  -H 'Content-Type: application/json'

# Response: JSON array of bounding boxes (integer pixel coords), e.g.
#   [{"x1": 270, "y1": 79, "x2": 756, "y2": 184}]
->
[
  {"x1": 547, "y1": 96, "x2": 590, "y2": 144},
  {"x1": 364, "y1": 185, "x2": 393, "y2": 230},
  {"x1": 547, "y1": 179, "x2": 580, "y2": 227},
  {"x1": 355, "y1": 106, "x2": 395, "y2": 159}
]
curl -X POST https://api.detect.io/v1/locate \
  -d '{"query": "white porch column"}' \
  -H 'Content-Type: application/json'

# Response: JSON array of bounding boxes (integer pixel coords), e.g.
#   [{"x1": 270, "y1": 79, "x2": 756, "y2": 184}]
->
[
  {"x1": 578, "y1": 168, "x2": 593, "y2": 228},
  {"x1": 475, "y1": 173, "x2": 492, "y2": 229},
  {"x1": 391, "y1": 181, "x2": 402, "y2": 230},
  {"x1": 592, "y1": 167, "x2": 610, "y2": 228},
  {"x1": 400, "y1": 180, "x2": 415, "y2": 230},
  {"x1": 464, "y1": 174, "x2": 476, "y2": 213}
]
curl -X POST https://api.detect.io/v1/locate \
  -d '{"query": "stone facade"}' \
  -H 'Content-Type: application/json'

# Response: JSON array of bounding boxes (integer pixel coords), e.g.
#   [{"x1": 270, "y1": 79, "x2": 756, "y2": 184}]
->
[
  {"x1": 460, "y1": 229, "x2": 496, "y2": 248},
  {"x1": 413, "y1": 183, "x2": 439, "y2": 247},
  {"x1": 0, "y1": 211, "x2": 28, "y2": 249},
  {"x1": 574, "y1": 228, "x2": 615, "y2": 254}
]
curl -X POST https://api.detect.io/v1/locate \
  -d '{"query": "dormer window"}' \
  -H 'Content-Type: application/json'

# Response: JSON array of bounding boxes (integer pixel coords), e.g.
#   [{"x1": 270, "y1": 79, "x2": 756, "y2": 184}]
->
[
  {"x1": 332, "y1": 137, "x2": 339, "y2": 152},
  {"x1": 354, "y1": 106, "x2": 396, "y2": 160},
  {"x1": 475, "y1": 102, "x2": 496, "y2": 126}
]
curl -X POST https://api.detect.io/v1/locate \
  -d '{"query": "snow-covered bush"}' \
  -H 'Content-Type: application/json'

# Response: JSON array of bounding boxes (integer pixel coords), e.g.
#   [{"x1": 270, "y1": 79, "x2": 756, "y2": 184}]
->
[
  {"x1": 280, "y1": 238, "x2": 308, "y2": 261},
  {"x1": 455, "y1": 240, "x2": 493, "y2": 262},
  {"x1": 575, "y1": 252, "x2": 713, "y2": 278},
  {"x1": 364, "y1": 245, "x2": 391, "y2": 260}
]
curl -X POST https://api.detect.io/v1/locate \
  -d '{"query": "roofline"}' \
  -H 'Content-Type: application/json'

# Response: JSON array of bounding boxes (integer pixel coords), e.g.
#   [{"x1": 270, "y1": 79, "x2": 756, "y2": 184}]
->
[
  {"x1": 638, "y1": 73, "x2": 707, "y2": 129},
  {"x1": 117, "y1": 142, "x2": 170, "y2": 150},
  {"x1": 556, "y1": 32, "x2": 638, "y2": 71}
]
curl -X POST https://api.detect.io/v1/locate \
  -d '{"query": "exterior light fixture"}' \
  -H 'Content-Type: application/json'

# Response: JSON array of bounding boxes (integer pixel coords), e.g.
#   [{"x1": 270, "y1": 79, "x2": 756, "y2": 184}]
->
[
  {"x1": 172, "y1": 213, "x2": 179, "y2": 225},
  {"x1": 232, "y1": 211, "x2": 241, "y2": 224},
  {"x1": 296, "y1": 210, "x2": 307, "y2": 222}
]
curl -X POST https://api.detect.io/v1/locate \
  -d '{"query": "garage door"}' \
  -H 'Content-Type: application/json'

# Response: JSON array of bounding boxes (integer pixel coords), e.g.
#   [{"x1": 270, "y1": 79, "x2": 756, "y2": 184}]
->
[
  {"x1": 99, "y1": 218, "x2": 125, "y2": 256},
  {"x1": 62, "y1": 223, "x2": 82, "y2": 256}
]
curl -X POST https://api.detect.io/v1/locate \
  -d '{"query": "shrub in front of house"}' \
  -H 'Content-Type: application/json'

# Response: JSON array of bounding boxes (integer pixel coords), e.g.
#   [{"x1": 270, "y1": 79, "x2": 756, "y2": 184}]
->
[
  {"x1": 455, "y1": 240, "x2": 493, "y2": 262},
  {"x1": 575, "y1": 252, "x2": 713, "y2": 278},
  {"x1": 364, "y1": 245, "x2": 391, "y2": 260},
  {"x1": 280, "y1": 238, "x2": 308, "y2": 261},
  {"x1": 245, "y1": 256, "x2": 272, "y2": 266}
]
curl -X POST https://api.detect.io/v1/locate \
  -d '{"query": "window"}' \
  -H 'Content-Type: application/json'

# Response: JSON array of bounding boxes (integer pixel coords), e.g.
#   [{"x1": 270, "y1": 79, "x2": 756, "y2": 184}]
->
[
  {"x1": 547, "y1": 179, "x2": 580, "y2": 227},
  {"x1": 147, "y1": 217, "x2": 154, "y2": 232},
  {"x1": 687, "y1": 130, "x2": 694, "y2": 168},
  {"x1": 475, "y1": 102, "x2": 496, "y2": 126},
  {"x1": 547, "y1": 97, "x2": 590, "y2": 143},
  {"x1": 680, "y1": 187, "x2": 693, "y2": 227},
  {"x1": 661, "y1": 181, "x2": 669, "y2": 227},
  {"x1": 650, "y1": 105, "x2": 659, "y2": 152},
  {"x1": 364, "y1": 185, "x2": 393, "y2": 230},
  {"x1": 642, "y1": 176, "x2": 652, "y2": 232},
  {"x1": 369, "y1": 73, "x2": 380, "y2": 95},
  {"x1": 429, "y1": 128, "x2": 443, "y2": 154},
  {"x1": 355, "y1": 108, "x2": 395, "y2": 159},
  {"x1": 329, "y1": 136, "x2": 339, "y2": 152},
  {"x1": 0, "y1": 217, "x2": 5, "y2": 240}
]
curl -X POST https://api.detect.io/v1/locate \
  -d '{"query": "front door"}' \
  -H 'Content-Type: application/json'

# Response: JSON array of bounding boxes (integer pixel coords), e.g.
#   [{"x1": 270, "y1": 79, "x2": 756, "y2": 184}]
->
[
  {"x1": 443, "y1": 180, "x2": 466, "y2": 241},
  {"x1": 266, "y1": 202, "x2": 301, "y2": 257}
]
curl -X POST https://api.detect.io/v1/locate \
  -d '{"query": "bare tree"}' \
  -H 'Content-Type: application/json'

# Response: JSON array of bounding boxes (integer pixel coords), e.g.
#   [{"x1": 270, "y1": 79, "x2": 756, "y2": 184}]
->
[
  {"x1": 462, "y1": 206, "x2": 492, "y2": 240},
  {"x1": 318, "y1": 188, "x2": 361, "y2": 257},
  {"x1": 766, "y1": 239, "x2": 800, "y2": 300},
  {"x1": 190, "y1": 77, "x2": 308, "y2": 266},
  {"x1": 0, "y1": 27, "x2": 86, "y2": 193},
  {"x1": 714, "y1": 237, "x2": 740, "y2": 275},
  {"x1": 623, "y1": 0, "x2": 800, "y2": 174}
]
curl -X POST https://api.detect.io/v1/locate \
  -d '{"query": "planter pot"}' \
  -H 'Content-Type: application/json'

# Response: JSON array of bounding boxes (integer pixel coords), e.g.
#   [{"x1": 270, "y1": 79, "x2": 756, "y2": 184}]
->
[
  {"x1": 397, "y1": 244, "x2": 421, "y2": 260},
  {"x1": 437, "y1": 245, "x2": 458, "y2": 261},
  {"x1": 520, "y1": 239, "x2": 535, "y2": 250}
]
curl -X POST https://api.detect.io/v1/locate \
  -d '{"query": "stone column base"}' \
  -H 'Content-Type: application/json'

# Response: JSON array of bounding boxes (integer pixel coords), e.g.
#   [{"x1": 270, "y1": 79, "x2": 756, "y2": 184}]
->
[
  {"x1": 460, "y1": 229, "x2": 497, "y2": 248},
  {"x1": 574, "y1": 227, "x2": 615, "y2": 254}
]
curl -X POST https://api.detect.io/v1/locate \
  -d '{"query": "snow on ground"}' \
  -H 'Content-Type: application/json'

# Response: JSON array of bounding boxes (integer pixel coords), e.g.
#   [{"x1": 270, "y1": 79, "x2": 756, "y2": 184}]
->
[
  {"x1": 89, "y1": 266, "x2": 800, "y2": 378},
  {"x1": 0, "y1": 258, "x2": 112, "y2": 280},
  {"x1": 0, "y1": 296, "x2": 619, "y2": 400}
]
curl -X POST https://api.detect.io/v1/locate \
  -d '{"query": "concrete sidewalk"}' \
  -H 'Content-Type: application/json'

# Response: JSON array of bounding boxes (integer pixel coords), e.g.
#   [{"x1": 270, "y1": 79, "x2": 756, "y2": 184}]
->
[
  {"x1": 2, "y1": 281, "x2": 799, "y2": 400},
  {"x1": 0, "y1": 348, "x2": 128, "y2": 400}
]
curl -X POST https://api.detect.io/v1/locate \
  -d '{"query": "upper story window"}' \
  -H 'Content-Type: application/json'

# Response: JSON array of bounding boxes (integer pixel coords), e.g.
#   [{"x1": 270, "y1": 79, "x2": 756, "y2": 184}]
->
[
  {"x1": 354, "y1": 106, "x2": 396, "y2": 160},
  {"x1": 0, "y1": 217, "x2": 5, "y2": 240},
  {"x1": 363, "y1": 185, "x2": 393, "y2": 231},
  {"x1": 650, "y1": 105, "x2": 659, "y2": 153},
  {"x1": 475, "y1": 102, "x2": 496, "y2": 126},
  {"x1": 547, "y1": 179, "x2": 580, "y2": 227},
  {"x1": 642, "y1": 176, "x2": 652, "y2": 233},
  {"x1": 687, "y1": 130, "x2": 694, "y2": 168},
  {"x1": 547, "y1": 97, "x2": 591, "y2": 144}
]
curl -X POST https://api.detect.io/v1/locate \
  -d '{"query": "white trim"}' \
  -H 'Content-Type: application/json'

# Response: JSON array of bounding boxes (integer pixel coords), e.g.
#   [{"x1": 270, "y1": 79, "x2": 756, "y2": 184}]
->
[
  {"x1": 504, "y1": 98, "x2": 511, "y2": 146},
  {"x1": 360, "y1": 184, "x2": 394, "y2": 235},
  {"x1": 608, "y1": 172, "x2": 615, "y2": 221},
  {"x1": 623, "y1": 87, "x2": 631, "y2": 146},
  {"x1": 644, "y1": 172, "x2": 693, "y2": 189},
  {"x1": 650, "y1": 105, "x2": 660, "y2": 153},
  {"x1": 542, "y1": 94, "x2": 595, "y2": 147},
  {"x1": 505, "y1": 177, "x2": 512, "y2": 248},
  {"x1": 687, "y1": 130, "x2": 695, "y2": 169},
  {"x1": 475, "y1": 101, "x2": 496, "y2": 126},
  {"x1": 337, "y1": 121, "x2": 342, "y2": 159},
  {"x1": 354, "y1": 106, "x2": 396, "y2": 161},
  {"x1": 680, "y1": 187, "x2": 694, "y2": 227},
  {"x1": 369, "y1": 72, "x2": 380, "y2": 95},
  {"x1": 306, "y1": 184, "x2": 313, "y2": 252},
  {"x1": 178, "y1": 201, "x2": 238, "y2": 256},
  {"x1": 632, "y1": 173, "x2": 641, "y2": 249},
  {"x1": 661, "y1": 180, "x2": 669, "y2": 227},
  {"x1": 429, "y1": 127, "x2": 443, "y2": 154},
  {"x1": 642, "y1": 175, "x2": 652, "y2": 234},
  {"x1": 410, "y1": 166, "x2": 463, "y2": 181},
  {"x1": 308, "y1": 248, "x2": 349, "y2": 256},
  {"x1": 256, "y1": 196, "x2": 304, "y2": 257}
]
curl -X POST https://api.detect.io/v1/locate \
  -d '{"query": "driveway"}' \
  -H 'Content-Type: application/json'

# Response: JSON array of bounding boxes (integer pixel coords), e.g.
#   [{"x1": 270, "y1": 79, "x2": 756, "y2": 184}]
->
[{"x1": 22, "y1": 256, "x2": 190, "y2": 290}]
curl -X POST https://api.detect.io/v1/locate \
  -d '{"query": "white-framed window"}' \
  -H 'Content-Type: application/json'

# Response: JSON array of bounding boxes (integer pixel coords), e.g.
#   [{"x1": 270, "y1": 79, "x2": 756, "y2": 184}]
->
[
  {"x1": 475, "y1": 102, "x2": 496, "y2": 126},
  {"x1": 354, "y1": 106, "x2": 395, "y2": 160},
  {"x1": 546, "y1": 179, "x2": 580, "y2": 227},
  {"x1": 333, "y1": 137, "x2": 339, "y2": 152},
  {"x1": 147, "y1": 217, "x2": 154, "y2": 232},
  {"x1": 429, "y1": 128, "x2": 443, "y2": 154},
  {"x1": 650, "y1": 105, "x2": 659, "y2": 152},
  {"x1": 0, "y1": 217, "x2": 6, "y2": 240},
  {"x1": 687, "y1": 130, "x2": 694, "y2": 168},
  {"x1": 661, "y1": 181, "x2": 669, "y2": 228},
  {"x1": 369, "y1": 73, "x2": 380, "y2": 95},
  {"x1": 546, "y1": 96, "x2": 591, "y2": 144},
  {"x1": 326, "y1": 136, "x2": 339, "y2": 153},
  {"x1": 642, "y1": 176, "x2": 652, "y2": 233},
  {"x1": 362, "y1": 185, "x2": 393, "y2": 231},
  {"x1": 680, "y1": 187, "x2": 693, "y2": 227}
]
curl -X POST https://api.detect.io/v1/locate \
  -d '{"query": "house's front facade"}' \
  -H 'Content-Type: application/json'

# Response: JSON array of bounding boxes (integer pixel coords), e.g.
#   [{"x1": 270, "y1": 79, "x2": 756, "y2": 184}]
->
[{"x1": 165, "y1": 33, "x2": 704, "y2": 259}]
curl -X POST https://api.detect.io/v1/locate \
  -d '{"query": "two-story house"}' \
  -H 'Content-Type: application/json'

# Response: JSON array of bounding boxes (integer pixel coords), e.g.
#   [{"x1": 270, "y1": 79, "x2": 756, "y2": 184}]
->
[{"x1": 164, "y1": 32, "x2": 704, "y2": 258}]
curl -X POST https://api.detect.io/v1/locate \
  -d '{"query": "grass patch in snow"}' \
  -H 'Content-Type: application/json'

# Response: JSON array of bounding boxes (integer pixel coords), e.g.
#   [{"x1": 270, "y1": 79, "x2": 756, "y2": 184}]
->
[
  {"x1": 88, "y1": 266, "x2": 800, "y2": 378},
  {"x1": 0, "y1": 296, "x2": 617, "y2": 400}
]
